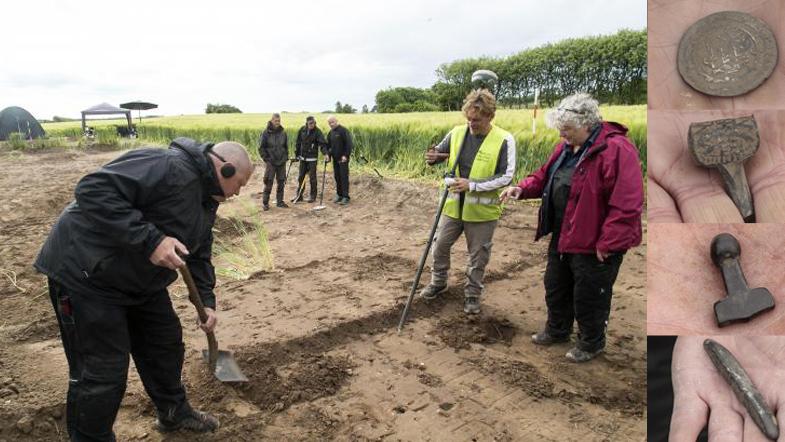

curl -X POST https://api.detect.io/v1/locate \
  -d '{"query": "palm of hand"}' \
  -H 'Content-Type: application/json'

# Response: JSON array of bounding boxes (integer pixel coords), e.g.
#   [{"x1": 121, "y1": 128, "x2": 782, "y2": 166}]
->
[
  {"x1": 670, "y1": 336, "x2": 785, "y2": 441},
  {"x1": 648, "y1": 110, "x2": 785, "y2": 223},
  {"x1": 647, "y1": 224, "x2": 785, "y2": 335}
]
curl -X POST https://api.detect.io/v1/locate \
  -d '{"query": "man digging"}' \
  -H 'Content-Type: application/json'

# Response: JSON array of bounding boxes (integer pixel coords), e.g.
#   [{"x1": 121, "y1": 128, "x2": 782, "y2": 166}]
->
[{"x1": 34, "y1": 137, "x2": 253, "y2": 440}]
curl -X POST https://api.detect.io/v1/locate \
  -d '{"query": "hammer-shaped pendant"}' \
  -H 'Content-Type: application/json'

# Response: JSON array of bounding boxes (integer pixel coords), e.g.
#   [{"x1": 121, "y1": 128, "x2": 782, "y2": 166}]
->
[
  {"x1": 689, "y1": 116, "x2": 758, "y2": 222},
  {"x1": 711, "y1": 233, "x2": 775, "y2": 326}
]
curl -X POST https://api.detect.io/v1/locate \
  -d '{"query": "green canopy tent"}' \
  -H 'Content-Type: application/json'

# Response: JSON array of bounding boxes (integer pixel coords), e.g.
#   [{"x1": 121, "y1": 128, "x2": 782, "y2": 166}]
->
[
  {"x1": 81, "y1": 102, "x2": 132, "y2": 132},
  {"x1": 0, "y1": 106, "x2": 45, "y2": 140}
]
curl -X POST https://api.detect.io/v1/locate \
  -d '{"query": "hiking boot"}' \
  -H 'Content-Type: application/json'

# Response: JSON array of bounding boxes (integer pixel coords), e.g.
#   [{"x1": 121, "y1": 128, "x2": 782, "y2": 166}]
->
[
  {"x1": 565, "y1": 347, "x2": 604, "y2": 363},
  {"x1": 262, "y1": 204, "x2": 270, "y2": 211},
  {"x1": 531, "y1": 331, "x2": 569, "y2": 346},
  {"x1": 463, "y1": 296, "x2": 481, "y2": 315},
  {"x1": 276, "y1": 201, "x2": 289, "y2": 208},
  {"x1": 333, "y1": 195, "x2": 342, "y2": 203},
  {"x1": 156, "y1": 408, "x2": 220, "y2": 433},
  {"x1": 338, "y1": 197, "x2": 350, "y2": 205},
  {"x1": 305, "y1": 196, "x2": 315, "y2": 203},
  {"x1": 419, "y1": 284, "x2": 447, "y2": 300}
]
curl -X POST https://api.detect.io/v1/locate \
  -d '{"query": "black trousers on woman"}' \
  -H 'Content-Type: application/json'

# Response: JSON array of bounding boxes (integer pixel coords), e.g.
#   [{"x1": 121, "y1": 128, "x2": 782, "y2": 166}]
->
[{"x1": 542, "y1": 239, "x2": 624, "y2": 352}]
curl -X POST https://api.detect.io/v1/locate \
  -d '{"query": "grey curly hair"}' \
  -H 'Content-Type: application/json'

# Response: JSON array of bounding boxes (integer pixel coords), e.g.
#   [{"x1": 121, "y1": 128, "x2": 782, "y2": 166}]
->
[{"x1": 546, "y1": 93, "x2": 602, "y2": 129}]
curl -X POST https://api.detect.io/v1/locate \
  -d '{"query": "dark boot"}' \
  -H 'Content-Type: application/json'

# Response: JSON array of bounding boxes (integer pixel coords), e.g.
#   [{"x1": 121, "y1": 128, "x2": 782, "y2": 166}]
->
[{"x1": 156, "y1": 407, "x2": 219, "y2": 433}]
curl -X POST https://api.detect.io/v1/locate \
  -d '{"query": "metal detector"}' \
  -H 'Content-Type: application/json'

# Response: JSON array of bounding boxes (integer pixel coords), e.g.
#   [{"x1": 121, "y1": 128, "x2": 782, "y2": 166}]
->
[{"x1": 312, "y1": 158, "x2": 329, "y2": 211}]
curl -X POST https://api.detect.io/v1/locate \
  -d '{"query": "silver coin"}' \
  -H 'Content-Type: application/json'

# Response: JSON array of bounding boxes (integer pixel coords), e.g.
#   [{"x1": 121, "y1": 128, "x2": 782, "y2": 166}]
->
[{"x1": 678, "y1": 11, "x2": 777, "y2": 97}]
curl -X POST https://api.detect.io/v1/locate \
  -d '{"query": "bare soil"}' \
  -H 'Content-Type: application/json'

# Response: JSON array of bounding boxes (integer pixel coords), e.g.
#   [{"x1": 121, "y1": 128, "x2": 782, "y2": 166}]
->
[{"x1": 0, "y1": 147, "x2": 646, "y2": 441}]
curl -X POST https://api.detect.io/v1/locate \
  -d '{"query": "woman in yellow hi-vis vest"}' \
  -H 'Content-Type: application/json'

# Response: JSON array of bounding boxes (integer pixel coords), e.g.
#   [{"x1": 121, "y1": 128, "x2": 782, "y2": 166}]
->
[{"x1": 419, "y1": 89, "x2": 516, "y2": 314}]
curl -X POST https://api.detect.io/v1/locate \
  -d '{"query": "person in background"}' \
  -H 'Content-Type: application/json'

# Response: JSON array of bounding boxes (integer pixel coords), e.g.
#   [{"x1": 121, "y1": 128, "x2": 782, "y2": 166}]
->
[
  {"x1": 294, "y1": 115, "x2": 327, "y2": 202},
  {"x1": 258, "y1": 112, "x2": 290, "y2": 210},
  {"x1": 325, "y1": 115, "x2": 353, "y2": 205}
]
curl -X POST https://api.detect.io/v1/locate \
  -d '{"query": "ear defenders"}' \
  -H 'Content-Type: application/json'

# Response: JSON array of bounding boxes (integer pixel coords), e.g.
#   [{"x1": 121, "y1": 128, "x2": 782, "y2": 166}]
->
[{"x1": 206, "y1": 147, "x2": 236, "y2": 178}]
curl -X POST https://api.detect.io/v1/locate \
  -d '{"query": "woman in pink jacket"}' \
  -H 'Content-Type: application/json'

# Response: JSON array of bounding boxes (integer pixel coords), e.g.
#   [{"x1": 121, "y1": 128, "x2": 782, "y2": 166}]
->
[{"x1": 500, "y1": 93, "x2": 643, "y2": 363}]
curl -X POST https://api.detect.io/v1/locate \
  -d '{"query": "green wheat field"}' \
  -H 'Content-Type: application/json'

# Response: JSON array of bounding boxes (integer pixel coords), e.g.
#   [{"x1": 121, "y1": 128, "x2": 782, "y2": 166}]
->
[{"x1": 42, "y1": 105, "x2": 646, "y2": 180}]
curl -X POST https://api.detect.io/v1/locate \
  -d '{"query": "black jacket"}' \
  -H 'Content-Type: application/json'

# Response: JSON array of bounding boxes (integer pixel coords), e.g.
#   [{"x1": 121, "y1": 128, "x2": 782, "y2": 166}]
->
[
  {"x1": 258, "y1": 122, "x2": 289, "y2": 166},
  {"x1": 295, "y1": 126, "x2": 327, "y2": 160},
  {"x1": 34, "y1": 137, "x2": 221, "y2": 308},
  {"x1": 326, "y1": 125, "x2": 353, "y2": 159}
]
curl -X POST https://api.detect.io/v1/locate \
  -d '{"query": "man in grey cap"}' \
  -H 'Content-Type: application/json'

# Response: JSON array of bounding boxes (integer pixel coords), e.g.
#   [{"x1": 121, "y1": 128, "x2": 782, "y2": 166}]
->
[{"x1": 294, "y1": 116, "x2": 327, "y2": 202}]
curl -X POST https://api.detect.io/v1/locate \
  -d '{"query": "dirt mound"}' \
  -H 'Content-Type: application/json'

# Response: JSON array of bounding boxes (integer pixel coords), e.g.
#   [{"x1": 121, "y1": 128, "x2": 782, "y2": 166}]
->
[
  {"x1": 235, "y1": 353, "x2": 353, "y2": 412},
  {"x1": 471, "y1": 356, "x2": 554, "y2": 399},
  {"x1": 434, "y1": 314, "x2": 517, "y2": 350},
  {"x1": 351, "y1": 253, "x2": 417, "y2": 281}
]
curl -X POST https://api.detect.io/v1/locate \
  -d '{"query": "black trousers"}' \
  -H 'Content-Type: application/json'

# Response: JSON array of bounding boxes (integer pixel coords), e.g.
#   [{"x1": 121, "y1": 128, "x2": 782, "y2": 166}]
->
[
  {"x1": 332, "y1": 159, "x2": 350, "y2": 199},
  {"x1": 542, "y1": 244, "x2": 623, "y2": 352},
  {"x1": 262, "y1": 162, "x2": 287, "y2": 204},
  {"x1": 49, "y1": 279, "x2": 188, "y2": 441},
  {"x1": 297, "y1": 161, "x2": 318, "y2": 200}
]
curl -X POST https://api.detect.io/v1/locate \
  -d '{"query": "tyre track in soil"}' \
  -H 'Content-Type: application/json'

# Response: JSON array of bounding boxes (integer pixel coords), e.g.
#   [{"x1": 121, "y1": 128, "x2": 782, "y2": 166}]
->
[{"x1": 0, "y1": 149, "x2": 646, "y2": 441}]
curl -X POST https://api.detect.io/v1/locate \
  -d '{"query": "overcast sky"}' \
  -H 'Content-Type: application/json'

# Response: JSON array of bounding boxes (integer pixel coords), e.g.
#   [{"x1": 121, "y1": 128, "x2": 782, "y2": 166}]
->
[{"x1": 1, "y1": 0, "x2": 645, "y2": 119}]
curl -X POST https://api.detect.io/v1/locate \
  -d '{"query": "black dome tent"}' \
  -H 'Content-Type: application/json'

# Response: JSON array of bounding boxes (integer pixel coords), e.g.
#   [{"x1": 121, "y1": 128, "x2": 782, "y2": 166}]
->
[{"x1": 0, "y1": 106, "x2": 45, "y2": 140}]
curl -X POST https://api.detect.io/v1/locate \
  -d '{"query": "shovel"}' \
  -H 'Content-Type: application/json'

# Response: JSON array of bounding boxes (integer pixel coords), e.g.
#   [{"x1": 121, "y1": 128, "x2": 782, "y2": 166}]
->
[{"x1": 179, "y1": 266, "x2": 248, "y2": 382}]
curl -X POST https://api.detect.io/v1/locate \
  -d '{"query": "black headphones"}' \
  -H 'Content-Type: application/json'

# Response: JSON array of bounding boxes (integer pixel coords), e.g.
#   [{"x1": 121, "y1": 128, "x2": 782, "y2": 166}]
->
[{"x1": 205, "y1": 146, "x2": 236, "y2": 178}]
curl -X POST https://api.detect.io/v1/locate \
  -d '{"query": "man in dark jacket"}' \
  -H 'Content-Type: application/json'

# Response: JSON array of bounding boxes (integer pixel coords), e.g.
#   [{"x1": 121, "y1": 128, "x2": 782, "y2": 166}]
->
[
  {"x1": 325, "y1": 115, "x2": 353, "y2": 205},
  {"x1": 501, "y1": 92, "x2": 643, "y2": 363},
  {"x1": 258, "y1": 113, "x2": 289, "y2": 210},
  {"x1": 293, "y1": 116, "x2": 327, "y2": 202},
  {"x1": 34, "y1": 137, "x2": 253, "y2": 440}
]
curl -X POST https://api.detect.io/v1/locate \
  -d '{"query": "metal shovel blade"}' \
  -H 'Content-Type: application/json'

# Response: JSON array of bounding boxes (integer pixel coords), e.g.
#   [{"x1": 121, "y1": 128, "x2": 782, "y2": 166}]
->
[{"x1": 202, "y1": 349, "x2": 249, "y2": 383}]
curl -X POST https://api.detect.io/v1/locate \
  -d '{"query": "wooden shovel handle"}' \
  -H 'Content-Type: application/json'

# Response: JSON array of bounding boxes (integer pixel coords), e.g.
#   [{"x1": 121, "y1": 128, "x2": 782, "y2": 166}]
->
[{"x1": 179, "y1": 266, "x2": 218, "y2": 372}]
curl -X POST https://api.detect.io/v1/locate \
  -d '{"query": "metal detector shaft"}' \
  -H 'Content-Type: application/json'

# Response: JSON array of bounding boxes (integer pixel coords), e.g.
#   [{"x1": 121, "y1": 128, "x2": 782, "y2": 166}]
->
[
  {"x1": 397, "y1": 185, "x2": 451, "y2": 333},
  {"x1": 283, "y1": 158, "x2": 296, "y2": 184},
  {"x1": 318, "y1": 159, "x2": 328, "y2": 204}
]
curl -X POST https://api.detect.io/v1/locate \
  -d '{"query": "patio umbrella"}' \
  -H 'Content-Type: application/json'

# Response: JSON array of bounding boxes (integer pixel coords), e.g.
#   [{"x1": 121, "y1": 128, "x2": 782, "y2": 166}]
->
[{"x1": 120, "y1": 101, "x2": 158, "y2": 124}]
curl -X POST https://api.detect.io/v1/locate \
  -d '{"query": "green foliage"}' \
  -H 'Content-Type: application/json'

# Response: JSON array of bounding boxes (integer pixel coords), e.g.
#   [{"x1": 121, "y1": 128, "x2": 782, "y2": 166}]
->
[
  {"x1": 206, "y1": 103, "x2": 242, "y2": 114},
  {"x1": 334, "y1": 101, "x2": 356, "y2": 114},
  {"x1": 432, "y1": 28, "x2": 647, "y2": 108},
  {"x1": 6, "y1": 132, "x2": 28, "y2": 150},
  {"x1": 375, "y1": 87, "x2": 440, "y2": 113},
  {"x1": 212, "y1": 200, "x2": 274, "y2": 279}
]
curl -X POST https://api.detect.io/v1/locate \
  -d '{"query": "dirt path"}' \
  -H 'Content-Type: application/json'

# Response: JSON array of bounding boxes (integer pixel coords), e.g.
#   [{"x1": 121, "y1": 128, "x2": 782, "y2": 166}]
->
[{"x1": 0, "y1": 148, "x2": 646, "y2": 441}]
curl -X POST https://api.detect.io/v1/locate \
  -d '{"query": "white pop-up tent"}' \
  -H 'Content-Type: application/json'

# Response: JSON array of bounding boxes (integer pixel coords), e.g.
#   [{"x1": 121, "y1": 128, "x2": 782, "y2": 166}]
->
[{"x1": 81, "y1": 102, "x2": 132, "y2": 131}]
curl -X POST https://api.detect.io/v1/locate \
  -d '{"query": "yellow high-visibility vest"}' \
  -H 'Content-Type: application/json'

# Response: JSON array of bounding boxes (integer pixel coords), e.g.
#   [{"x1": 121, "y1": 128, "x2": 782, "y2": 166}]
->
[{"x1": 443, "y1": 124, "x2": 509, "y2": 222}]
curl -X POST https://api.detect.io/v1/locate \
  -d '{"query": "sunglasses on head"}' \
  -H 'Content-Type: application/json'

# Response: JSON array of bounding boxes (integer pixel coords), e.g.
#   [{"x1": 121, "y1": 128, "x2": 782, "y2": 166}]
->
[{"x1": 558, "y1": 107, "x2": 587, "y2": 115}]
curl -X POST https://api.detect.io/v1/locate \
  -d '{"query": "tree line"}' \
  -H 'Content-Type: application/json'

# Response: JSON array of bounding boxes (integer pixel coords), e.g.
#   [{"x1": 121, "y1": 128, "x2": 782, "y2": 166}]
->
[{"x1": 376, "y1": 28, "x2": 646, "y2": 112}]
